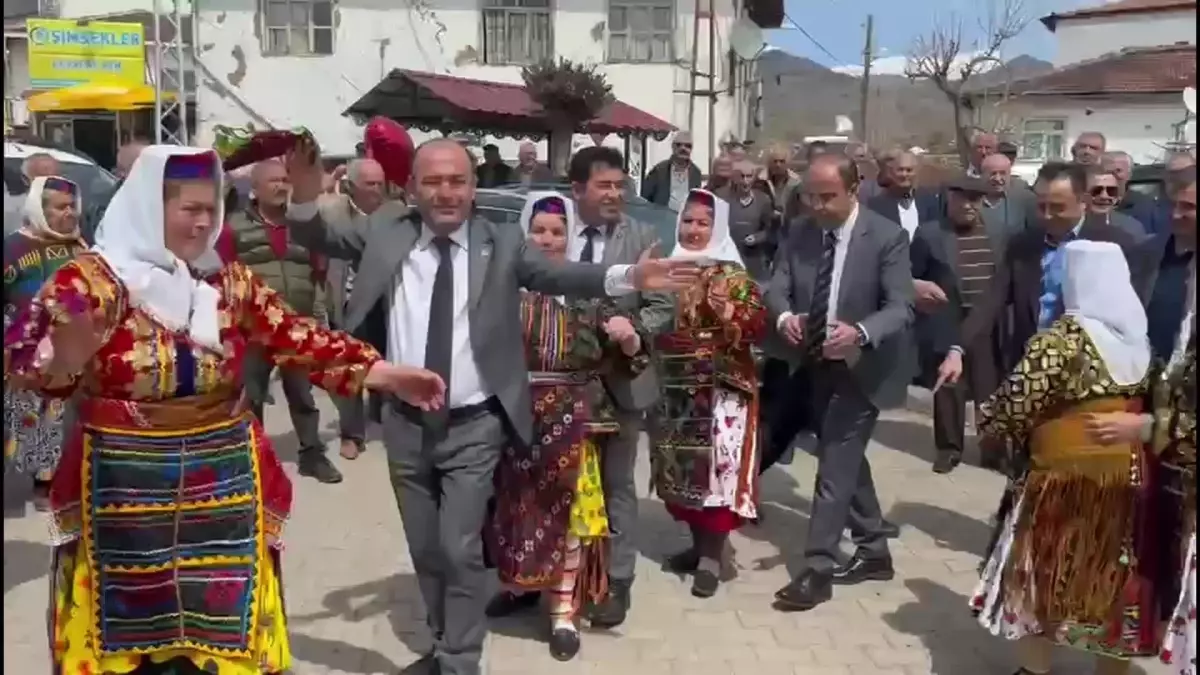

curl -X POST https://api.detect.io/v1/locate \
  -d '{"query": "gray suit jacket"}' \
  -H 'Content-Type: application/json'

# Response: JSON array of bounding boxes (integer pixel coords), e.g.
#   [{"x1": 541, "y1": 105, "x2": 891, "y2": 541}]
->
[
  {"x1": 763, "y1": 208, "x2": 915, "y2": 410},
  {"x1": 285, "y1": 205, "x2": 614, "y2": 446},
  {"x1": 579, "y1": 217, "x2": 675, "y2": 412},
  {"x1": 316, "y1": 195, "x2": 406, "y2": 329}
]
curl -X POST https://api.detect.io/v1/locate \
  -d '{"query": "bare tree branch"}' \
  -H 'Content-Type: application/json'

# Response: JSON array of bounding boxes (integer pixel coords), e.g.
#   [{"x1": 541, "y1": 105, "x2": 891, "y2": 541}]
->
[{"x1": 904, "y1": 0, "x2": 1029, "y2": 163}]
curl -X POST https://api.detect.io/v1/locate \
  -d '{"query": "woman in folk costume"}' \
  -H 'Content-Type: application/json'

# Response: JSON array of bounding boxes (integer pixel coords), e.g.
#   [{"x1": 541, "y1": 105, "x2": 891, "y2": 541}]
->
[
  {"x1": 2, "y1": 145, "x2": 444, "y2": 675},
  {"x1": 3, "y1": 175, "x2": 88, "y2": 510},
  {"x1": 1082, "y1": 258, "x2": 1196, "y2": 674},
  {"x1": 651, "y1": 188, "x2": 767, "y2": 599},
  {"x1": 484, "y1": 192, "x2": 648, "y2": 661},
  {"x1": 971, "y1": 240, "x2": 1156, "y2": 675}
]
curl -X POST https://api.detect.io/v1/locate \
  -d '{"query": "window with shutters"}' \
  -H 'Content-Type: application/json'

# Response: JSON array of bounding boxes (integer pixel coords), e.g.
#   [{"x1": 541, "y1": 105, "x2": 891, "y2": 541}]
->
[
  {"x1": 480, "y1": 0, "x2": 554, "y2": 66},
  {"x1": 607, "y1": 0, "x2": 674, "y2": 63},
  {"x1": 260, "y1": 0, "x2": 336, "y2": 56}
]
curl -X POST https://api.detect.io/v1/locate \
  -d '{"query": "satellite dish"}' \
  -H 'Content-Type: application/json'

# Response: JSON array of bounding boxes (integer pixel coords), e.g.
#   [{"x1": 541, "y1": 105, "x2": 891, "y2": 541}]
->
[
  {"x1": 834, "y1": 115, "x2": 855, "y2": 134},
  {"x1": 1185, "y1": 87, "x2": 1197, "y2": 115},
  {"x1": 729, "y1": 17, "x2": 765, "y2": 61}
]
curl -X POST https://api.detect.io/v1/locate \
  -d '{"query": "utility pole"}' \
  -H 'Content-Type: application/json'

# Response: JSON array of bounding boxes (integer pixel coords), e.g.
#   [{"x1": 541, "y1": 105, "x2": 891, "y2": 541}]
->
[
  {"x1": 706, "y1": 0, "x2": 716, "y2": 163},
  {"x1": 686, "y1": 0, "x2": 702, "y2": 134},
  {"x1": 858, "y1": 14, "x2": 874, "y2": 145}
]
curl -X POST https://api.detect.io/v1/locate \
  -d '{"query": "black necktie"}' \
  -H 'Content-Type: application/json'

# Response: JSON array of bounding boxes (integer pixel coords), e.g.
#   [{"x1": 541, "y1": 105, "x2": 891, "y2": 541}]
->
[
  {"x1": 804, "y1": 230, "x2": 839, "y2": 361},
  {"x1": 424, "y1": 236, "x2": 454, "y2": 428},
  {"x1": 579, "y1": 226, "x2": 600, "y2": 263}
]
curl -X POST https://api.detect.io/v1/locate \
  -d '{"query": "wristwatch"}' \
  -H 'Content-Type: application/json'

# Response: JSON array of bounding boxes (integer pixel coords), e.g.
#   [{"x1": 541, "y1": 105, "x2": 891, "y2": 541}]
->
[{"x1": 854, "y1": 324, "x2": 869, "y2": 347}]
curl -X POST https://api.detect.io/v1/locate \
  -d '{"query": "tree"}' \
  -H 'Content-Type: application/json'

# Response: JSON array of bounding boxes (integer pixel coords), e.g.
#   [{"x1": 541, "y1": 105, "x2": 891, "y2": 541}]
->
[
  {"x1": 522, "y1": 59, "x2": 615, "y2": 177},
  {"x1": 905, "y1": 0, "x2": 1028, "y2": 166}
]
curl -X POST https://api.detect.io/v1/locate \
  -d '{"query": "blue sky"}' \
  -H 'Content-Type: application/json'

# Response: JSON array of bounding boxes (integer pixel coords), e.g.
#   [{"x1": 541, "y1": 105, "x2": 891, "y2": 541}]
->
[{"x1": 766, "y1": 0, "x2": 1103, "y2": 72}]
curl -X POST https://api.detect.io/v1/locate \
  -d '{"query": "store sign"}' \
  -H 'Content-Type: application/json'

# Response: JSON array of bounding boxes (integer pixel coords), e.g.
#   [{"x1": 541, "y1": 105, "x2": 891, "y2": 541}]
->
[{"x1": 26, "y1": 19, "x2": 146, "y2": 90}]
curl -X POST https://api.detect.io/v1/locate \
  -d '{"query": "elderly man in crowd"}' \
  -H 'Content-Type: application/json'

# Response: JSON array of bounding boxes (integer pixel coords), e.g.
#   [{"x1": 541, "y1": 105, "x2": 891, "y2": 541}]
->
[
  {"x1": 513, "y1": 141, "x2": 554, "y2": 185},
  {"x1": 704, "y1": 154, "x2": 734, "y2": 192},
  {"x1": 318, "y1": 158, "x2": 404, "y2": 460},
  {"x1": 725, "y1": 159, "x2": 775, "y2": 280},
  {"x1": 1101, "y1": 150, "x2": 1156, "y2": 226},
  {"x1": 642, "y1": 130, "x2": 702, "y2": 210},
  {"x1": 966, "y1": 131, "x2": 999, "y2": 177},
  {"x1": 979, "y1": 153, "x2": 1035, "y2": 245},
  {"x1": 865, "y1": 148, "x2": 942, "y2": 239},
  {"x1": 1070, "y1": 131, "x2": 1107, "y2": 166},
  {"x1": 757, "y1": 143, "x2": 803, "y2": 223},
  {"x1": 1084, "y1": 165, "x2": 1147, "y2": 241}
]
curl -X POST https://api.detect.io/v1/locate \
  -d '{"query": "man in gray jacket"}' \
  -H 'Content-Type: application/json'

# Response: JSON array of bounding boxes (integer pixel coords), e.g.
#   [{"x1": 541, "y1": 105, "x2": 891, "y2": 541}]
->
[{"x1": 320, "y1": 158, "x2": 401, "y2": 459}]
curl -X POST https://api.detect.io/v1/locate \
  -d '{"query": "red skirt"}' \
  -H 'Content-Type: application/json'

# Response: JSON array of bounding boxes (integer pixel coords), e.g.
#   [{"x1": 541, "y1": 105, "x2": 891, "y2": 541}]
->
[{"x1": 665, "y1": 502, "x2": 744, "y2": 533}]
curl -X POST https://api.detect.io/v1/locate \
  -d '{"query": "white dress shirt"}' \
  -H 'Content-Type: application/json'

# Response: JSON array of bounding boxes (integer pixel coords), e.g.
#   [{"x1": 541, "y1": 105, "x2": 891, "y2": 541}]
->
[
  {"x1": 897, "y1": 198, "x2": 919, "y2": 240},
  {"x1": 568, "y1": 219, "x2": 608, "y2": 263},
  {"x1": 388, "y1": 225, "x2": 489, "y2": 408},
  {"x1": 776, "y1": 205, "x2": 869, "y2": 343}
]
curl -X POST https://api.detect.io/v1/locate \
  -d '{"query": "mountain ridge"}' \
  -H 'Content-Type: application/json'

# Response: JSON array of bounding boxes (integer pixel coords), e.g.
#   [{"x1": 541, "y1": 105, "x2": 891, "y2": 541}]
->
[{"x1": 755, "y1": 49, "x2": 1053, "y2": 150}]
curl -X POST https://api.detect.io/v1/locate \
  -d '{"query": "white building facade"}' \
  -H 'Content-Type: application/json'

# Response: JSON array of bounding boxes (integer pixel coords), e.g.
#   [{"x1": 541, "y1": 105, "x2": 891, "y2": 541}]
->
[
  {"x1": 973, "y1": 0, "x2": 1196, "y2": 171},
  {"x1": 8, "y1": 0, "x2": 761, "y2": 172}
]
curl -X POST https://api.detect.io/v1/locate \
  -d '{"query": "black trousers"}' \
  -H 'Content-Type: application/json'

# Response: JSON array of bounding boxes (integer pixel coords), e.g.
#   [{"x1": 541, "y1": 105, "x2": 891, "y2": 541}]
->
[{"x1": 758, "y1": 357, "x2": 816, "y2": 474}]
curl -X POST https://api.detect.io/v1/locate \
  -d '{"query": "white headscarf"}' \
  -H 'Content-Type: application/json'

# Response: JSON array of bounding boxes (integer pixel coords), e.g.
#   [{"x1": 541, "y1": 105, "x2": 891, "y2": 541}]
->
[
  {"x1": 518, "y1": 190, "x2": 577, "y2": 239},
  {"x1": 668, "y1": 188, "x2": 744, "y2": 266},
  {"x1": 21, "y1": 175, "x2": 83, "y2": 242},
  {"x1": 93, "y1": 145, "x2": 226, "y2": 352},
  {"x1": 1062, "y1": 240, "x2": 1151, "y2": 385}
]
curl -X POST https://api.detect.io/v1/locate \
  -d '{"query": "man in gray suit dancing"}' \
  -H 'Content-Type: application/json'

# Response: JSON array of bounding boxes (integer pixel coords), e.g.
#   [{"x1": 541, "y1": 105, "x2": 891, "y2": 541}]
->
[
  {"x1": 284, "y1": 139, "x2": 698, "y2": 675},
  {"x1": 765, "y1": 155, "x2": 915, "y2": 612}
]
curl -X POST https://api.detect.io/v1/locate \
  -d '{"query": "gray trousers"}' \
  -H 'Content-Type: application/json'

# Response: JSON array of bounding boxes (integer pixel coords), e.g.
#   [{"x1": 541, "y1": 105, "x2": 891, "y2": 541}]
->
[
  {"x1": 243, "y1": 353, "x2": 323, "y2": 455},
  {"x1": 332, "y1": 393, "x2": 366, "y2": 443},
  {"x1": 385, "y1": 402, "x2": 502, "y2": 675},
  {"x1": 598, "y1": 411, "x2": 644, "y2": 582},
  {"x1": 803, "y1": 366, "x2": 891, "y2": 571}
]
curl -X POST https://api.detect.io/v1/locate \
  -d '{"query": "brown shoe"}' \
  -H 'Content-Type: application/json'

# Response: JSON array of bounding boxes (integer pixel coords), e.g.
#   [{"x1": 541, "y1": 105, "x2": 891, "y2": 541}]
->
[{"x1": 339, "y1": 439, "x2": 362, "y2": 460}]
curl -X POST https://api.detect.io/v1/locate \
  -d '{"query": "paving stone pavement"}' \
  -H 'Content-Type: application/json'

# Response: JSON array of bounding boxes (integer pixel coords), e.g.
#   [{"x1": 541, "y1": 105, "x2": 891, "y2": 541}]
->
[{"x1": 4, "y1": 389, "x2": 1172, "y2": 675}]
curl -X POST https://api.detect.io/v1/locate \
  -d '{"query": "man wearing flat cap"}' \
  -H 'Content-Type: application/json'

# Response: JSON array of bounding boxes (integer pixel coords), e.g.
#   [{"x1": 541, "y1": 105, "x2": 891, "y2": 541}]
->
[{"x1": 908, "y1": 174, "x2": 1008, "y2": 474}]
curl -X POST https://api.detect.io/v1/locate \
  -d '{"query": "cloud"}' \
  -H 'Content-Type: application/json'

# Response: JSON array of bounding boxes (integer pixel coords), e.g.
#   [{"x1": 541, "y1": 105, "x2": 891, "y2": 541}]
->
[{"x1": 832, "y1": 51, "x2": 1000, "y2": 79}]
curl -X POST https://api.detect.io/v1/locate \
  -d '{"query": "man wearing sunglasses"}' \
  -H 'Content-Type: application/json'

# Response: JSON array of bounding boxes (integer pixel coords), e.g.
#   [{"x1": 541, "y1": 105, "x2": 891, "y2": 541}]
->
[
  {"x1": 641, "y1": 131, "x2": 702, "y2": 210},
  {"x1": 1084, "y1": 166, "x2": 1147, "y2": 242}
]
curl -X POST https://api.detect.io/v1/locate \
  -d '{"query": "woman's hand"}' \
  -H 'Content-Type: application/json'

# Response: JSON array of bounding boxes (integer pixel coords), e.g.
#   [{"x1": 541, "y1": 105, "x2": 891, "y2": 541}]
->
[
  {"x1": 1083, "y1": 412, "x2": 1148, "y2": 445},
  {"x1": 707, "y1": 279, "x2": 734, "y2": 322},
  {"x1": 37, "y1": 312, "x2": 106, "y2": 378},
  {"x1": 363, "y1": 362, "x2": 446, "y2": 411}
]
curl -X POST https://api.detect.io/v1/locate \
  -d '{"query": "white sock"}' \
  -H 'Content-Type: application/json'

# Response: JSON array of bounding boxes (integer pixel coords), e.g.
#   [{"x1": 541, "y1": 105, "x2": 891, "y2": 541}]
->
[
  {"x1": 552, "y1": 617, "x2": 578, "y2": 633},
  {"x1": 698, "y1": 557, "x2": 721, "y2": 575}
]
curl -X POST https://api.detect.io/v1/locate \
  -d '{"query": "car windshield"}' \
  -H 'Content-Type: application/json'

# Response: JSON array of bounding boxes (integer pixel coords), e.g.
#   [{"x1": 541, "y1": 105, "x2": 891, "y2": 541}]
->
[{"x1": 3, "y1": 157, "x2": 118, "y2": 211}]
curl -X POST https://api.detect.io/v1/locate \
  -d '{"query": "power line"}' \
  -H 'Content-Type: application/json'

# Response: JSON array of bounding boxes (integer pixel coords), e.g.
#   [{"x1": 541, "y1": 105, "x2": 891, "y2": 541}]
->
[{"x1": 782, "y1": 12, "x2": 848, "y2": 66}]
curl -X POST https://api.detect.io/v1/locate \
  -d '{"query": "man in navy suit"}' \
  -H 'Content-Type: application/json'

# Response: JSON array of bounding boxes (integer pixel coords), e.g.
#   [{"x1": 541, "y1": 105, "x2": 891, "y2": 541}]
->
[{"x1": 865, "y1": 148, "x2": 942, "y2": 240}]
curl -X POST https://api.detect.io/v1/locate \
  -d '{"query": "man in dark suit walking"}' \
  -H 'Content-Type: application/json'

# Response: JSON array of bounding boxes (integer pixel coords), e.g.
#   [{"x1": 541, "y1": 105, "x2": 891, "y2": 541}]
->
[
  {"x1": 909, "y1": 175, "x2": 1007, "y2": 474},
  {"x1": 765, "y1": 155, "x2": 915, "y2": 612},
  {"x1": 865, "y1": 148, "x2": 943, "y2": 239},
  {"x1": 948, "y1": 162, "x2": 1149, "y2": 396},
  {"x1": 283, "y1": 139, "x2": 698, "y2": 675}
]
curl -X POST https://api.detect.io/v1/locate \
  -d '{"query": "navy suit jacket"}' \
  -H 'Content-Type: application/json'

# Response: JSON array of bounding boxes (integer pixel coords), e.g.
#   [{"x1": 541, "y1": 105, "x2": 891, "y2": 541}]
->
[{"x1": 866, "y1": 189, "x2": 943, "y2": 227}]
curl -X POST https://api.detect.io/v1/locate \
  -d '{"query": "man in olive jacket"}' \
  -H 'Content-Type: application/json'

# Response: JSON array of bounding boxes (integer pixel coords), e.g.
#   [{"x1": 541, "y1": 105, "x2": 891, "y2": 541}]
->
[{"x1": 218, "y1": 159, "x2": 340, "y2": 483}]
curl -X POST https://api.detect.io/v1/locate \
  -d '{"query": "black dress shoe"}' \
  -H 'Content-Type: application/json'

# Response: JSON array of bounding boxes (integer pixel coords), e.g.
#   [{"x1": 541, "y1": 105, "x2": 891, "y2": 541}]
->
[
  {"x1": 484, "y1": 591, "x2": 540, "y2": 618},
  {"x1": 398, "y1": 653, "x2": 440, "y2": 675},
  {"x1": 691, "y1": 569, "x2": 719, "y2": 598},
  {"x1": 880, "y1": 519, "x2": 901, "y2": 539},
  {"x1": 772, "y1": 570, "x2": 832, "y2": 612},
  {"x1": 589, "y1": 577, "x2": 631, "y2": 628},
  {"x1": 548, "y1": 627, "x2": 581, "y2": 661},
  {"x1": 932, "y1": 452, "x2": 962, "y2": 474},
  {"x1": 832, "y1": 553, "x2": 895, "y2": 585},
  {"x1": 298, "y1": 452, "x2": 343, "y2": 484}
]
